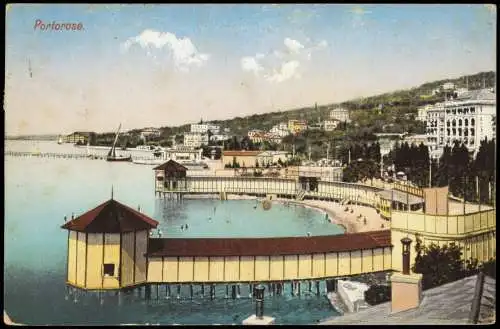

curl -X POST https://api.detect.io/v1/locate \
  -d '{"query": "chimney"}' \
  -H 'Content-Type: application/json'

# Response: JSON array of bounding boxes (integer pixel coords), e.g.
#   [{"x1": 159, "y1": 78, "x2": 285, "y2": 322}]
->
[{"x1": 390, "y1": 237, "x2": 423, "y2": 313}]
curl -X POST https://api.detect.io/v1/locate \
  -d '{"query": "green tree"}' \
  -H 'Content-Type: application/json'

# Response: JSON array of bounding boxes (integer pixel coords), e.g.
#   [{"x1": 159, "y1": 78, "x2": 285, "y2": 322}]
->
[{"x1": 364, "y1": 285, "x2": 391, "y2": 306}]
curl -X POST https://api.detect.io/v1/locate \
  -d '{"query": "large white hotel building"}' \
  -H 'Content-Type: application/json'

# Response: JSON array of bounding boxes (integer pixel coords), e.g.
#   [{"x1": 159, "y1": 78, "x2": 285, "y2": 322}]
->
[{"x1": 421, "y1": 88, "x2": 496, "y2": 160}]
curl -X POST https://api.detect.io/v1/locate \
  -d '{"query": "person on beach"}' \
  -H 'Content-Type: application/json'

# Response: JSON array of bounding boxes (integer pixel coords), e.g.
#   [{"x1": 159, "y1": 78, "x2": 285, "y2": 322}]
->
[
  {"x1": 325, "y1": 213, "x2": 329, "y2": 221},
  {"x1": 363, "y1": 216, "x2": 367, "y2": 225},
  {"x1": 185, "y1": 224, "x2": 189, "y2": 230},
  {"x1": 181, "y1": 225, "x2": 184, "y2": 231}
]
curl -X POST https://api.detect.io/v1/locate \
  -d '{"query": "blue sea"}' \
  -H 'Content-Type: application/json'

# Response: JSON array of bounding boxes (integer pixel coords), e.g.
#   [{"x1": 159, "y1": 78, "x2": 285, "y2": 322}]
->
[{"x1": 4, "y1": 140, "x2": 342, "y2": 325}]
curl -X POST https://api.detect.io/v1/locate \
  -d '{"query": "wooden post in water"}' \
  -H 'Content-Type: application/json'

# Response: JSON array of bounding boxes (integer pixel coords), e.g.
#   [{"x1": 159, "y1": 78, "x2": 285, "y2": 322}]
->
[
  {"x1": 316, "y1": 281, "x2": 320, "y2": 296},
  {"x1": 237, "y1": 284, "x2": 241, "y2": 298},
  {"x1": 291, "y1": 282, "x2": 295, "y2": 296},
  {"x1": 211, "y1": 284, "x2": 215, "y2": 300},
  {"x1": 308, "y1": 281, "x2": 312, "y2": 292},
  {"x1": 231, "y1": 285, "x2": 237, "y2": 299},
  {"x1": 190, "y1": 284, "x2": 193, "y2": 299},
  {"x1": 167, "y1": 285, "x2": 171, "y2": 299},
  {"x1": 177, "y1": 284, "x2": 181, "y2": 299},
  {"x1": 201, "y1": 284, "x2": 205, "y2": 298},
  {"x1": 225, "y1": 285, "x2": 229, "y2": 298}
]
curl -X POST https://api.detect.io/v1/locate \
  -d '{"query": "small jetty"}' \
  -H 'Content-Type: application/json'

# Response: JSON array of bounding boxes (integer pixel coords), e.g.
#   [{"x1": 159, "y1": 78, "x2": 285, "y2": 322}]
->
[{"x1": 5, "y1": 151, "x2": 103, "y2": 160}]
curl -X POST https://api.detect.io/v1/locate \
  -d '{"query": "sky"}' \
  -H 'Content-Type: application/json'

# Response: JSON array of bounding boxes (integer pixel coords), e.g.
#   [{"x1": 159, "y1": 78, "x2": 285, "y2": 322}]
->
[{"x1": 4, "y1": 4, "x2": 497, "y2": 135}]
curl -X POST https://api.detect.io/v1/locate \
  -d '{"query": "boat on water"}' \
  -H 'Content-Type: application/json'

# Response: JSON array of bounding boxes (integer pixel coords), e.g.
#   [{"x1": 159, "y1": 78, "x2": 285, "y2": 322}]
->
[{"x1": 107, "y1": 124, "x2": 132, "y2": 162}]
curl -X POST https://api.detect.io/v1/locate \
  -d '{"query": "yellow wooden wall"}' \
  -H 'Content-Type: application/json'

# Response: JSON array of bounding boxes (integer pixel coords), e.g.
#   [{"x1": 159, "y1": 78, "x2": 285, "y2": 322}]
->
[
  {"x1": 67, "y1": 231, "x2": 77, "y2": 285},
  {"x1": 121, "y1": 231, "x2": 135, "y2": 287},
  {"x1": 75, "y1": 232, "x2": 86, "y2": 287},
  {"x1": 86, "y1": 233, "x2": 103, "y2": 289},
  {"x1": 134, "y1": 230, "x2": 148, "y2": 284},
  {"x1": 145, "y1": 248, "x2": 391, "y2": 284},
  {"x1": 102, "y1": 233, "x2": 120, "y2": 289}
]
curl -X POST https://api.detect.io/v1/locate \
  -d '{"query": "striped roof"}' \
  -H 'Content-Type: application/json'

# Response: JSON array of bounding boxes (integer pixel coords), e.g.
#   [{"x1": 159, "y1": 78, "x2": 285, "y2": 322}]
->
[
  {"x1": 147, "y1": 230, "x2": 391, "y2": 257},
  {"x1": 61, "y1": 199, "x2": 158, "y2": 233}
]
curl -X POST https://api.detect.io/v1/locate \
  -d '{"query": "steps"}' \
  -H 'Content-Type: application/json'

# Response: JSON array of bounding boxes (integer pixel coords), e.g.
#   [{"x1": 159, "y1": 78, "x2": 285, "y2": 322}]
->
[{"x1": 296, "y1": 189, "x2": 306, "y2": 201}]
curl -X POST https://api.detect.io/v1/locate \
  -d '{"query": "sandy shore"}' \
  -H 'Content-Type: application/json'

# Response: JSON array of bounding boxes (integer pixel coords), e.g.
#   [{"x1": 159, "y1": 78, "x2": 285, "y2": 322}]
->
[{"x1": 299, "y1": 200, "x2": 390, "y2": 233}]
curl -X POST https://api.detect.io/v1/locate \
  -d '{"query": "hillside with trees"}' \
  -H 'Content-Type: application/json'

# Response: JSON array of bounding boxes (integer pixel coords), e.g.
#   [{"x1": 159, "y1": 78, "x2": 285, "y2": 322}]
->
[{"x1": 92, "y1": 70, "x2": 494, "y2": 150}]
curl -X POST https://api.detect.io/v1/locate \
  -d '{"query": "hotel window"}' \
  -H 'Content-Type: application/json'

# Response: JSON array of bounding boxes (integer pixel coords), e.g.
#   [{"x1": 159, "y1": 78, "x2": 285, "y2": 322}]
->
[
  {"x1": 471, "y1": 118, "x2": 475, "y2": 126},
  {"x1": 447, "y1": 129, "x2": 450, "y2": 136},
  {"x1": 471, "y1": 128, "x2": 475, "y2": 136},
  {"x1": 464, "y1": 129, "x2": 468, "y2": 136},
  {"x1": 446, "y1": 120, "x2": 450, "y2": 127},
  {"x1": 458, "y1": 128, "x2": 462, "y2": 137},
  {"x1": 458, "y1": 119, "x2": 462, "y2": 126},
  {"x1": 452, "y1": 109, "x2": 456, "y2": 115},
  {"x1": 103, "y1": 264, "x2": 115, "y2": 277},
  {"x1": 465, "y1": 119, "x2": 468, "y2": 126},
  {"x1": 458, "y1": 108, "x2": 462, "y2": 114},
  {"x1": 452, "y1": 128, "x2": 456, "y2": 136},
  {"x1": 471, "y1": 107, "x2": 475, "y2": 114},
  {"x1": 464, "y1": 108, "x2": 469, "y2": 114},
  {"x1": 452, "y1": 119, "x2": 456, "y2": 127}
]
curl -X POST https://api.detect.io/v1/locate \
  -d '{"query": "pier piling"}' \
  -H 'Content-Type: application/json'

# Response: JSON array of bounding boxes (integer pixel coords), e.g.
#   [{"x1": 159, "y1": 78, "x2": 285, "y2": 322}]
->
[
  {"x1": 177, "y1": 285, "x2": 181, "y2": 299},
  {"x1": 167, "y1": 285, "x2": 171, "y2": 299},
  {"x1": 316, "y1": 281, "x2": 320, "y2": 296},
  {"x1": 201, "y1": 284, "x2": 205, "y2": 298},
  {"x1": 190, "y1": 285, "x2": 193, "y2": 299},
  {"x1": 231, "y1": 285, "x2": 237, "y2": 299},
  {"x1": 210, "y1": 284, "x2": 215, "y2": 300}
]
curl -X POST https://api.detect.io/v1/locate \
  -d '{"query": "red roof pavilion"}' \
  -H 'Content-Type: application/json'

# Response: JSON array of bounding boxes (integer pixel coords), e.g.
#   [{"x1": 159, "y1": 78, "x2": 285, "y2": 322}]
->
[{"x1": 61, "y1": 199, "x2": 159, "y2": 233}]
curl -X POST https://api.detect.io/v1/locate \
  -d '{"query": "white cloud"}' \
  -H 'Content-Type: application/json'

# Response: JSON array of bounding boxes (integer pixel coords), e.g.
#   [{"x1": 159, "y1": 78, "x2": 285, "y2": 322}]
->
[
  {"x1": 318, "y1": 40, "x2": 328, "y2": 48},
  {"x1": 122, "y1": 29, "x2": 209, "y2": 71},
  {"x1": 284, "y1": 38, "x2": 304, "y2": 54},
  {"x1": 241, "y1": 56, "x2": 264, "y2": 75},
  {"x1": 265, "y1": 60, "x2": 301, "y2": 83}
]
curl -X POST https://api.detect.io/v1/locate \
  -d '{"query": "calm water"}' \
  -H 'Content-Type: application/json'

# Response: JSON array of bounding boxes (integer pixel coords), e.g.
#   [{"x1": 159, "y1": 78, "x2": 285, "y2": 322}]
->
[{"x1": 4, "y1": 141, "x2": 341, "y2": 325}]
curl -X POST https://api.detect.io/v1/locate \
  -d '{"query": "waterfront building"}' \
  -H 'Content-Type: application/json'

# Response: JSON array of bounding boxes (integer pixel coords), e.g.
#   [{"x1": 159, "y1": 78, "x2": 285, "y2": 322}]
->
[
  {"x1": 287, "y1": 120, "x2": 308, "y2": 135},
  {"x1": 425, "y1": 88, "x2": 496, "y2": 159},
  {"x1": 222, "y1": 150, "x2": 262, "y2": 167},
  {"x1": 63, "y1": 131, "x2": 96, "y2": 144},
  {"x1": 207, "y1": 124, "x2": 221, "y2": 134},
  {"x1": 442, "y1": 82, "x2": 455, "y2": 90},
  {"x1": 247, "y1": 129, "x2": 265, "y2": 144},
  {"x1": 190, "y1": 123, "x2": 208, "y2": 134},
  {"x1": 256, "y1": 151, "x2": 291, "y2": 166},
  {"x1": 154, "y1": 159, "x2": 188, "y2": 190},
  {"x1": 269, "y1": 125, "x2": 289, "y2": 138},
  {"x1": 184, "y1": 132, "x2": 208, "y2": 148},
  {"x1": 163, "y1": 145, "x2": 203, "y2": 161},
  {"x1": 209, "y1": 134, "x2": 231, "y2": 143},
  {"x1": 417, "y1": 104, "x2": 434, "y2": 122},
  {"x1": 190, "y1": 123, "x2": 220, "y2": 134},
  {"x1": 140, "y1": 127, "x2": 161, "y2": 139},
  {"x1": 402, "y1": 134, "x2": 428, "y2": 147},
  {"x1": 323, "y1": 120, "x2": 339, "y2": 131},
  {"x1": 329, "y1": 107, "x2": 351, "y2": 123},
  {"x1": 61, "y1": 198, "x2": 158, "y2": 290},
  {"x1": 265, "y1": 133, "x2": 284, "y2": 144}
]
